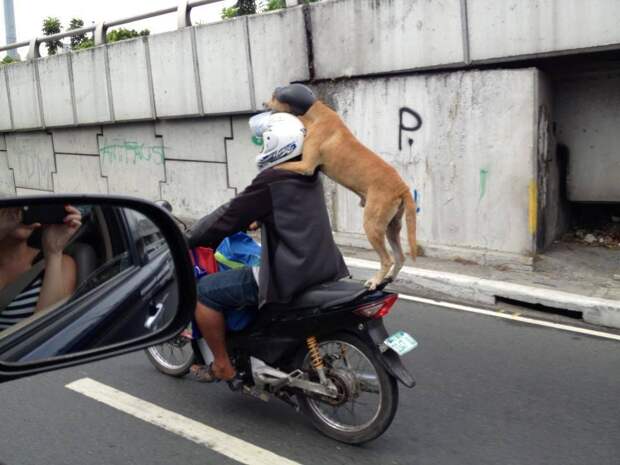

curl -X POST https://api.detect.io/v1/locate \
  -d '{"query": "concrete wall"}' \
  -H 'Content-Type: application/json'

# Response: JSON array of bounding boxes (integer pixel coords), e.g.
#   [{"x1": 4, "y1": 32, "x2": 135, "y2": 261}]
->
[
  {"x1": 5, "y1": 133, "x2": 55, "y2": 191},
  {"x1": 311, "y1": 0, "x2": 620, "y2": 76},
  {"x1": 555, "y1": 72, "x2": 620, "y2": 202},
  {"x1": 0, "y1": 7, "x2": 309, "y2": 133},
  {"x1": 3, "y1": 0, "x2": 620, "y2": 133},
  {"x1": 310, "y1": 0, "x2": 465, "y2": 78},
  {"x1": 0, "y1": 67, "x2": 544, "y2": 265},
  {"x1": 0, "y1": 115, "x2": 255, "y2": 213},
  {"x1": 467, "y1": 0, "x2": 620, "y2": 62},
  {"x1": 37, "y1": 54, "x2": 74, "y2": 127},
  {"x1": 149, "y1": 30, "x2": 200, "y2": 118},
  {"x1": 71, "y1": 47, "x2": 112, "y2": 124},
  {"x1": 0, "y1": 135, "x2": 13, "y2": 197},
  {"x1": 8, "y1": 0, "x2": 620, "y2": 263},
  {"x1": 5, "y1": 61, "x2": 42, "y2": 129},
  {"x1": 195, "y1": 17, "x2": 253, "y2": 113},
  {"x1": 248, "y1": 7, "x2": 309, "y2": 106},
  {"x1": 0, "y1": 71, "x2": 12, "y2": 131},
  {"x1": 317, "y1": 68, "x2": 541, "y2": 264}
]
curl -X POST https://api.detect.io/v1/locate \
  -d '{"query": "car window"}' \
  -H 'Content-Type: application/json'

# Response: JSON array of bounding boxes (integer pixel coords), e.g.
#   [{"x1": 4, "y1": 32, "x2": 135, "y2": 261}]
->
[
  {"x1": 123, "y1": 209, "x2": 167, "y2": 264},
  {"x1": 0, "y1": 204, "x2": 136, "y2": 335},
  {"x1": 68, "y1": 206, "x2": 134, "y2": 300}
]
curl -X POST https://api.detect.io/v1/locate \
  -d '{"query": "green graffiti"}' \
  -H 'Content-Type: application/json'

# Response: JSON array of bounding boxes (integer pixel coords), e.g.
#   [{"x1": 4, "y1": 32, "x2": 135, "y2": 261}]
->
[
  {"x1": 100, "y1": 141, "x2": 165, "y2": 166},
  {"x1": 479, "y1": 168, "x2": 489, "y2": 200}
]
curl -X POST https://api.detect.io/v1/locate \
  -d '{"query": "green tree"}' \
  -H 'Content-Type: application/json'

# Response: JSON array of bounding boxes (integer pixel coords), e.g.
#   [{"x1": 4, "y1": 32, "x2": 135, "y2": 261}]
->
[
  {"x1": 42, "y1": 16, "x2": 63, "y2": 55},
  {"x1": 74, "y1": 38, "x2": 94, "y2": 50},
  {"x1": 221, "y1": 6, "x2": 239, "y2": 18},
  {"x1": 265, "y1": 0, "x2": 286, "y2": 11},
  {"x1": 68, "y1": 18, "x2": 87, "y2": 50},
  {"x1": 262, "y1": 0, "x2": 320, "y2": 13},
  {"x1": 106, "y1": 28, "x2": 150, "y2": 43},
  {"x1": 65, "y1": 26, "x2": 150, "y2": 51},
  {"x1": 1, "y1": 55, "x2": 20, "y2": 65},
  {"x1": 222, "y1": 0, "x2": 256, "y2": 19}
]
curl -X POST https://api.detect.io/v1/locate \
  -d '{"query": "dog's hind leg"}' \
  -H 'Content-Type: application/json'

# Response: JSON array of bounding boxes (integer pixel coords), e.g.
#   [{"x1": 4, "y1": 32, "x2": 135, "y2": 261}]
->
[
  {"x1": 362, "y1": 195, "x2": 398, "y2": 290},
  {"x1": 385, "y1": 202, "x2": 406, "y2": 281}
]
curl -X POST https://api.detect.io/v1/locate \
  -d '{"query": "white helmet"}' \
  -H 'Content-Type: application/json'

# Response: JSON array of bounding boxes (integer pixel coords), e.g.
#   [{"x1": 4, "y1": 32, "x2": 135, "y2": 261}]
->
[{"x1": 249, "y1": 112, "x2": 305, "y2": 171}]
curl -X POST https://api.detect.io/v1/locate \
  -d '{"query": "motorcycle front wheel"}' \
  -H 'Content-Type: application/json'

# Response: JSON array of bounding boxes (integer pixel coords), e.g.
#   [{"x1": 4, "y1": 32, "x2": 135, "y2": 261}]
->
[
  {"x1": 145, "y1": 330, "x2": 195, "y2": 377},
  {"x1": 295, "y1": 332, "x2": 399, "y2": 444}
]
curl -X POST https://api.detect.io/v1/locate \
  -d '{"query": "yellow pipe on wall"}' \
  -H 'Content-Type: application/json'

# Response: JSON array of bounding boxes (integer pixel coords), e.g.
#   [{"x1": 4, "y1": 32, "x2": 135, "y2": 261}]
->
[{"x1": 529, "y1": 180, "x2": 537, "y2": 236}]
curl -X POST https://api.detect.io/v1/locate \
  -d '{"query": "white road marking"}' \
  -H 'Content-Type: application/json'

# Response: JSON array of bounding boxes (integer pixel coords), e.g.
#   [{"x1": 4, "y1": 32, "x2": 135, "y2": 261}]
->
[
  {"x1": 65, "y1": 378, "x2": 302, "y2": 465},
  {"x1": 398, "y1": 293, "x2": 620, "y2": 342}
]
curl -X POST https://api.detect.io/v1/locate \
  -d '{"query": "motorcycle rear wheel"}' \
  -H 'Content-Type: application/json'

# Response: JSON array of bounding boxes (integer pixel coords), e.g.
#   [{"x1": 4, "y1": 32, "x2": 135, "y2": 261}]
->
[
  {"x1": 295, "y1": 332, "x2": 398, "y2": 444},
  {"x1": 145, "y1": 332, "x2": 195, "y2": 377}
]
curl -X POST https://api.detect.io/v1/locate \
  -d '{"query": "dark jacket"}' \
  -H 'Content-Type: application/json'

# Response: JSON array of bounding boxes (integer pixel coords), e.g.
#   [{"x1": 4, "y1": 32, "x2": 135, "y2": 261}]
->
[{"x1": 186, "y1": 168, "x2": 349, "y2": 308}]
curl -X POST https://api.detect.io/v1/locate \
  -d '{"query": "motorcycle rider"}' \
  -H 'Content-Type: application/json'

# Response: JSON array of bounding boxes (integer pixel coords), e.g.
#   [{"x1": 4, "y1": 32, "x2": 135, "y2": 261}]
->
[{"x1": 186, "y1": 112, "x2": 349, "y2": 381}]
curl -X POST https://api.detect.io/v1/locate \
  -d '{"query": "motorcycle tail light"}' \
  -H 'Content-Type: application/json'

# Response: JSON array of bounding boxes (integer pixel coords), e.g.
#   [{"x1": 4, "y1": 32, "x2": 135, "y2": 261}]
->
[{"x1": 353, "y1": 294, "x2": 399, "y2": 319}]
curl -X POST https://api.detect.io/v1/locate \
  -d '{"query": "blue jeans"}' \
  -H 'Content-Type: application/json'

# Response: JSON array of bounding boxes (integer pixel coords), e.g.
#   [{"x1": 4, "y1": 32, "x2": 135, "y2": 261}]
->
[{"x1": 196, "y1": 268, "x2": 258, "y2": 330}]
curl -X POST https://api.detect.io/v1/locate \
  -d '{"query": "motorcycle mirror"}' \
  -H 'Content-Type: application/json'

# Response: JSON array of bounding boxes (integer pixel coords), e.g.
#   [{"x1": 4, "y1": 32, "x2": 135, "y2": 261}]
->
[{"x1": 0, "y1": 196, "x2": 195, "y2": 382}]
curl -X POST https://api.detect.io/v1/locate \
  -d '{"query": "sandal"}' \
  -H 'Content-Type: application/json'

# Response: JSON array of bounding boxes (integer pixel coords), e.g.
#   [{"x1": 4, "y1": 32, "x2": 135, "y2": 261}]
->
[{"x1": 188, "y1": 363, "x2": 218, "y2": 383}]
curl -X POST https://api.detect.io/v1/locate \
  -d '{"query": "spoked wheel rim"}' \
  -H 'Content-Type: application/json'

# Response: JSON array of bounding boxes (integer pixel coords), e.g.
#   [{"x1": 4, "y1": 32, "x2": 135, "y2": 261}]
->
[
  {"x1": 304, "y1": 340, "x2": 383, "y2": 433},
  {"x1": 147, "y1": 333, "x2": 193, "y2": 371}
]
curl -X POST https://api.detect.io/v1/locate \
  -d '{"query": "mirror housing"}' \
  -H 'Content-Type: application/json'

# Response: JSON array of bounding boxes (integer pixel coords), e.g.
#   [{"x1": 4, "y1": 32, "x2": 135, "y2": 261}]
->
[{"x1": 0, "y1": 195, "x2": 195, "y2": 382}]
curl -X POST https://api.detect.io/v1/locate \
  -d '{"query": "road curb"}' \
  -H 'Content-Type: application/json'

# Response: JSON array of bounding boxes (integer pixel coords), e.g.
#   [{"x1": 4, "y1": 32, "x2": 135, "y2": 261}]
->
[{"x1": 344, "y1": 257, "x2": 620, "y2": 330}]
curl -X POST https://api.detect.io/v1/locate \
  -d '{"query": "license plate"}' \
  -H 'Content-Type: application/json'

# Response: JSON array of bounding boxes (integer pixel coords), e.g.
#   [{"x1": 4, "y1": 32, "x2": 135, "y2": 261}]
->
[{"x1": 384, "y1": 331, "x2": 418, "y2": 356}]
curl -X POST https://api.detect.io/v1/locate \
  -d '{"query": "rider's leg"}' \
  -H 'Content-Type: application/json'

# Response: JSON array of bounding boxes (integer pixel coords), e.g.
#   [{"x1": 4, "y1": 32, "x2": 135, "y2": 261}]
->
[
  {"x1": 194, "y1": 301, "x2": 235, "y2": 380},
  {"x1": 194, "y1": 268, "x2": 259, "y2": 381}
]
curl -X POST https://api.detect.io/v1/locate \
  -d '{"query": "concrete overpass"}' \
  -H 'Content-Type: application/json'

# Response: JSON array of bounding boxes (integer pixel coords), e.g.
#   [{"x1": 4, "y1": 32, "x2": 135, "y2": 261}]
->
[{"x1": 1, "y1": 0, "x2": 619, "y2": 267}]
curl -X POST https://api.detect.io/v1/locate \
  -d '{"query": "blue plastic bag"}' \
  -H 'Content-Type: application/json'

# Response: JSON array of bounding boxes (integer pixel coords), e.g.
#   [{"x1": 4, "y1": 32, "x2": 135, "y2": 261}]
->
[
  {"x1": 215, "y1": 232, "x2": 261, "y2": 331},
  {"x1": 215, "y1": 232, "x2": 261, "y2": 271}
]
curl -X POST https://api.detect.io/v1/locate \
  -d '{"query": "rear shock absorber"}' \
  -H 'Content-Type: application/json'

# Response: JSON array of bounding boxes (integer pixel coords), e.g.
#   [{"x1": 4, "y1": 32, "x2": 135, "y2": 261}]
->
[{"x1": 306, "y1": 336, "x2": 328, "y2": 386}]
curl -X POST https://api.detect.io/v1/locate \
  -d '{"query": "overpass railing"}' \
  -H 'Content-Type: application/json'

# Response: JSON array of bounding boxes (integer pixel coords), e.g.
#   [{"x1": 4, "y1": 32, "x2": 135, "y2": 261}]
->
[{"x1": 0, "y1": 0, "x2": 302, "y2": 60}]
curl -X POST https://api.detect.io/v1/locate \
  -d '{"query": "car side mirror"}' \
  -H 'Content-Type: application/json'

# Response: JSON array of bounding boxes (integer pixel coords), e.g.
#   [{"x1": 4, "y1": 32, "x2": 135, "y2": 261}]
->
[{"x1": 0, "y1": 196, "x2": 195, "y2": 382}]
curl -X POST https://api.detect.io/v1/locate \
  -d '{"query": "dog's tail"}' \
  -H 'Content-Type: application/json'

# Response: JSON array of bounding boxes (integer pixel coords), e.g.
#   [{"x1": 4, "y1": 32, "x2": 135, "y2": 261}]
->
[{"x1": 402, "y1": 190, "x2": 417, "y2": 260}]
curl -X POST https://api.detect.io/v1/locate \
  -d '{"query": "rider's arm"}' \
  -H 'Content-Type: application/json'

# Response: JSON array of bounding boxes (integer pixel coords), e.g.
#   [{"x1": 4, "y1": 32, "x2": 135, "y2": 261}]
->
[{"x1": 186, "y1": 176, "x2": 272, "y2": 249}]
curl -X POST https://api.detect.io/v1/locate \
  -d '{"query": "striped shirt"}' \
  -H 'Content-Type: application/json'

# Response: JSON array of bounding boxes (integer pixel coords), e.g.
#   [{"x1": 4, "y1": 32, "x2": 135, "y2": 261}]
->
[{"x1": 0, "y1": 275, "x2": 43, "y2": 331}]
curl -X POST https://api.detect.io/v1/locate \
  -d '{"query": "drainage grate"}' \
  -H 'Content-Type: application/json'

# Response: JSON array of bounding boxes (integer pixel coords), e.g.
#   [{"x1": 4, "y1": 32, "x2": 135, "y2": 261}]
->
[{"x1": 496, "y1": 297, "x2": 582, "y2": 320}]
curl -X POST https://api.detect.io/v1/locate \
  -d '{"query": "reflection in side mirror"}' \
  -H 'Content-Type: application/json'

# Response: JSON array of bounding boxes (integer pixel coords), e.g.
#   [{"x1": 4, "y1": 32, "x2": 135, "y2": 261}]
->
[{"x1": 0, "y1": 201, "x2": 183, "y2": 365}]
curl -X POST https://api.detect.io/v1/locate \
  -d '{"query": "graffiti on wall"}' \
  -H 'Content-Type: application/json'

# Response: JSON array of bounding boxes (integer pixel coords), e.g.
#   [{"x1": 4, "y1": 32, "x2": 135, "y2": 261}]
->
[
  {"x1": 99, "y1": 141, "x2": 165, "y2": 166},
  {"x1": 398, "y1": 107, "x2": 423, "y2": 213},
  {"x1": 479, "y1": 168, "x2": 489, "y2": 200},
  {"x1": 8, "y1": 154, "x2": 54, "y2": 191},
  {"x1": 398, "y1": 107, "x2": 423, "y2": 151}
]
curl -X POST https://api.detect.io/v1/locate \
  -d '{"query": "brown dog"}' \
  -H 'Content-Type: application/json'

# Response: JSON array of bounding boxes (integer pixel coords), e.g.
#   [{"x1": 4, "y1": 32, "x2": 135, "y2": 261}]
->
[{"x1": 265, "y1": 84, "x2": 416, "y2": 290}]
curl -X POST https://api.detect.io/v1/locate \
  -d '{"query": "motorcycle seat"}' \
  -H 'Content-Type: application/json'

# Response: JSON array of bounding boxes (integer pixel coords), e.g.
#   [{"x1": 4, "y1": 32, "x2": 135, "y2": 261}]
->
[{"x1": 264, "y1": 279, "x2": 368, "y2": 313}]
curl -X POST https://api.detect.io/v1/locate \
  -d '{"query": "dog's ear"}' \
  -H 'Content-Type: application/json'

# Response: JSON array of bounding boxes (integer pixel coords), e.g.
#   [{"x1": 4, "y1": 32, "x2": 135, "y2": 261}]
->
[{"x1": 273, "y1": 84, "x2": 316, "y2": 115}]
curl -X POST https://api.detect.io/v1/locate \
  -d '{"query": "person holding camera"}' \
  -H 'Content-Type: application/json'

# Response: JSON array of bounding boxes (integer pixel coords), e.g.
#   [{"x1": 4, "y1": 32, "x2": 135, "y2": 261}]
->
[{"x1": 0, "y1": 205, "x2": 82, "y2": 330}]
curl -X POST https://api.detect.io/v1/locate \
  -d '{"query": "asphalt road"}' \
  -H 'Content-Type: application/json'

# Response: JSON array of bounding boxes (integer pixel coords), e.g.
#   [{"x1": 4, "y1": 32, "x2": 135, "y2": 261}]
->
[{"x1": 1, "y1": 299, "x2": 618, "y2": 465}]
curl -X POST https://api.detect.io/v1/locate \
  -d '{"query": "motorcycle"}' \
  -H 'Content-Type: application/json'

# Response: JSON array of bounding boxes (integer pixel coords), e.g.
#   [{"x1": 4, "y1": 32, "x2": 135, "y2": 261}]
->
[{"x1": 145, "y1": 202, "x2": 417, "y2": 444}]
